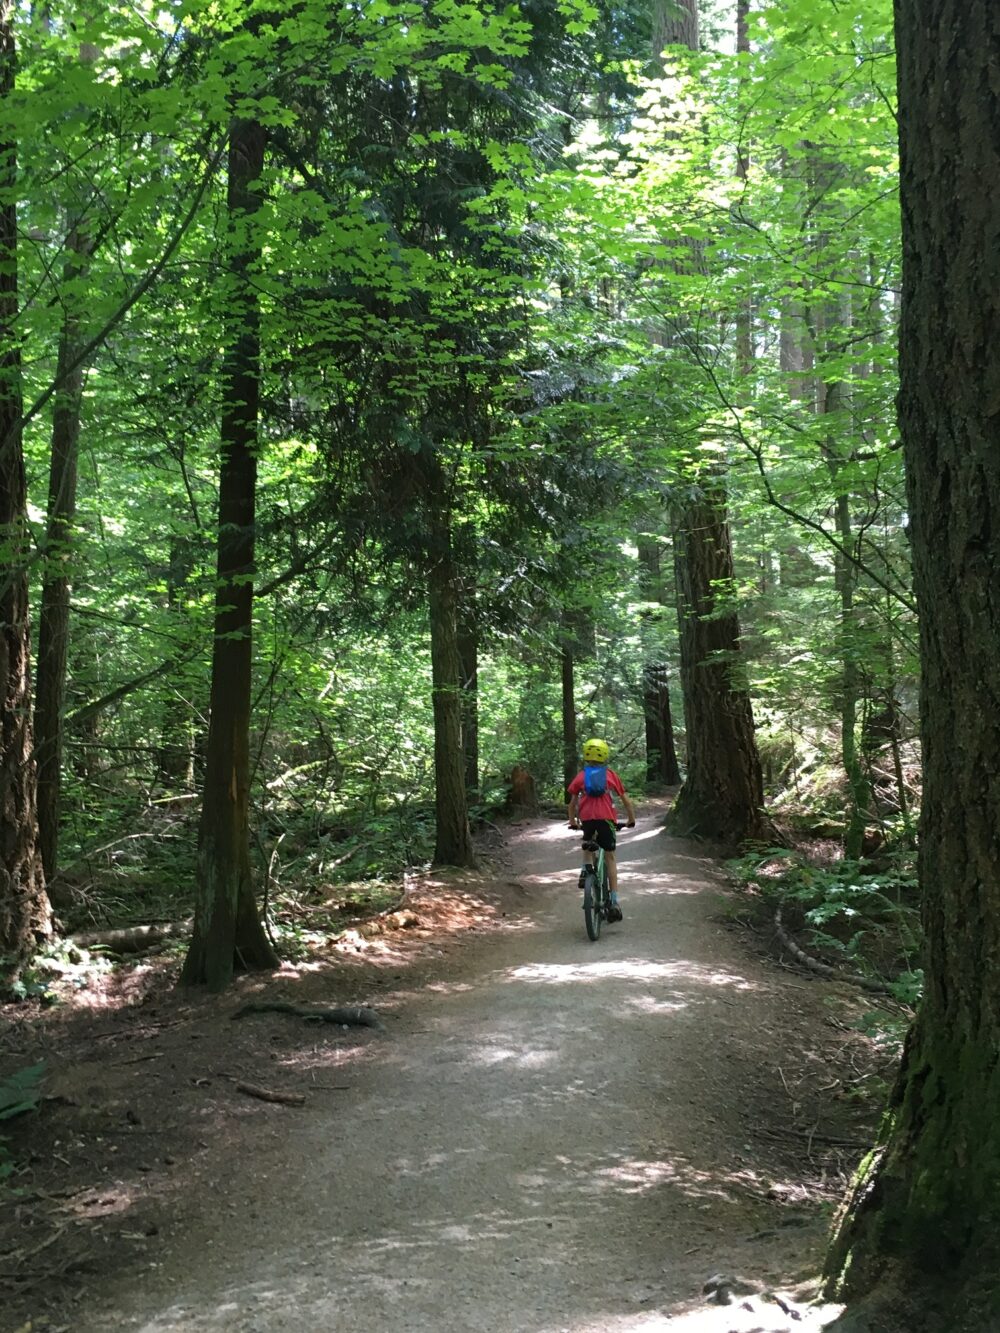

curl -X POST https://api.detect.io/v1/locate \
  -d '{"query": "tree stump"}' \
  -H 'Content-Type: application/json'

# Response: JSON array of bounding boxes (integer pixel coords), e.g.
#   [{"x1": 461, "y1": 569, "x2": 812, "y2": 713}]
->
[{"x1": 507, "y1": 764, "x2": 539, "y2": 815}]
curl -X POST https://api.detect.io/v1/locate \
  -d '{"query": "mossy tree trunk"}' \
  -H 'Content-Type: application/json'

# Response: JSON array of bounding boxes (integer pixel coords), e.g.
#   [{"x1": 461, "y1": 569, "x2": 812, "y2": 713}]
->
[
  {"x1": 181, "y1": 115, "x2": 278, "y2": 990},
  {"x1": 825, "y1": 4, "x2": 1000, "y2": 1325},
  {"x1": 0, "y1": 1, "x2": 51, "y2": 970}
]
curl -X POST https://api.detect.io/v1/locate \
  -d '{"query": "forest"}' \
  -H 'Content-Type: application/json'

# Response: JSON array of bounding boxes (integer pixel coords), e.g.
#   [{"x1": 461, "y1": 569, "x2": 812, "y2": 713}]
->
[{"x1": 2, "y1": 0, "x2": 999, "y2": 1330}]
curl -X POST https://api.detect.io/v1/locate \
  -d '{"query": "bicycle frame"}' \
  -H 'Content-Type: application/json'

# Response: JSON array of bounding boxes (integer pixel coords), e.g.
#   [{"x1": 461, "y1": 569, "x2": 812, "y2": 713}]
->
[{"x1": 578, "y1": 821, "x2": 625, "y2": 941}]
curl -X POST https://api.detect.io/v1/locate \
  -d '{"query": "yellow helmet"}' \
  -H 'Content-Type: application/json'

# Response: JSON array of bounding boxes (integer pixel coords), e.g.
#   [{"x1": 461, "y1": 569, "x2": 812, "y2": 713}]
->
[{"x1": 582, "y1": 738, "x2": 609, "y2": 763}]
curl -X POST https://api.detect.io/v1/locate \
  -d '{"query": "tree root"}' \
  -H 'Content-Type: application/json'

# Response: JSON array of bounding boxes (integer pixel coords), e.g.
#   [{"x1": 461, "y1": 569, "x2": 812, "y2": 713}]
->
[{"x1": 774, "y1": 909, "x2": 894, "y2": 996}]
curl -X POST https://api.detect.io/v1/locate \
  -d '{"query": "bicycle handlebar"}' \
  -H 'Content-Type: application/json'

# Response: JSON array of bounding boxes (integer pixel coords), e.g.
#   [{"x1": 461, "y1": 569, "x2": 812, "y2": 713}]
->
[{"x1": 569, "y1": 820, "x2": 632, "y2": 831}]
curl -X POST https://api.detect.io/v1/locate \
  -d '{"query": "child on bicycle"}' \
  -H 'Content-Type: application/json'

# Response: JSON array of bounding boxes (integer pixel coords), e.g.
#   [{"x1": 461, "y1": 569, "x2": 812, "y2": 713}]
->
[{"x1": 567, "y1": 738, "x2": 636, "y2": 921}]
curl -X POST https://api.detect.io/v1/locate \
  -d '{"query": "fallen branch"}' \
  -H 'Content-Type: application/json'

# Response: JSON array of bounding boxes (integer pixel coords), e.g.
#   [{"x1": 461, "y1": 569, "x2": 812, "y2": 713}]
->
[
  {"x1": 234, "y1": 1082, "x2": 306, "y2": 1107},
  {"x1": 231, "y1": 1000, "x2": 382, "y2": 1029},
  {"x1": 774, "y1": 909, "x2": 894, "y2": 996}
]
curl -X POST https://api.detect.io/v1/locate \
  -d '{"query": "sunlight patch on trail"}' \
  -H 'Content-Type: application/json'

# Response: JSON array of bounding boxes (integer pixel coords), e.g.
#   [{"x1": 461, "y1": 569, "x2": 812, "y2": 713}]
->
[
  {"x1": 507, "y1": 959, "x2": 759, "y2": 991},
  {"x1": 592, "y1": 1157, "x2": 768, "y2": 1202},
  {"x1": 553, "y1": 1299, "x2": 844, "y2": 1331}
]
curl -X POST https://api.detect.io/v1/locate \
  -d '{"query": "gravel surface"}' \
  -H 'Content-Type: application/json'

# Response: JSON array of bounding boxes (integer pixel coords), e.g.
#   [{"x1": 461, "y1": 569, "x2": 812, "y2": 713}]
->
[{"x1": 57, "y1": 813, "x2": 859, "y2": 1332}]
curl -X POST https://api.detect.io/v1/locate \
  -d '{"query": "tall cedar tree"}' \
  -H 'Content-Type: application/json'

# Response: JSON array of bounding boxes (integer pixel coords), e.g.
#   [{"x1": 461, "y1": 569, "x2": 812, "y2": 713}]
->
[
  {"x1": 181, "y1": 116, "x2": 278, "y2": 988},
  {"x1": 0, "y1": 1, "x2": 51, "y2": 970},
  {"x1": 825, "y1": 3, "x2": 1000, "y2": 1327}
]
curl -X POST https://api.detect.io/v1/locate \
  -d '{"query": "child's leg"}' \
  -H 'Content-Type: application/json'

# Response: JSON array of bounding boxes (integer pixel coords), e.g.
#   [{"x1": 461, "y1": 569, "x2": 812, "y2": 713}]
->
[{"x1": 606, "y1": 850, "x2": 618, "y2": 892}]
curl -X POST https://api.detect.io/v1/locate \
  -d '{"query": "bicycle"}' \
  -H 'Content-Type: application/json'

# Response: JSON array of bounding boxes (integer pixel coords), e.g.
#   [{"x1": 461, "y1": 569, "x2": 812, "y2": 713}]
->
[{"x1": 575, "y1": 821, "x2": 626, "y2": 941}]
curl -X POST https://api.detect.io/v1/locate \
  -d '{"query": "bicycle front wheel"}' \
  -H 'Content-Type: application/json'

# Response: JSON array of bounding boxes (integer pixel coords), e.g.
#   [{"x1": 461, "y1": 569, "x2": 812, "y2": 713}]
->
[{"x1": 583, "y1": 869, "x2": 602, "y2": 941}]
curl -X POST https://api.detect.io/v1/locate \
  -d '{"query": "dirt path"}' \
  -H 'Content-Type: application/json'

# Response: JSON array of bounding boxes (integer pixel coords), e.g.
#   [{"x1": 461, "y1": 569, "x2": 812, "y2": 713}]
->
[{"x1": 8, "y1": 814, "x2": 873, "y2": 1332}]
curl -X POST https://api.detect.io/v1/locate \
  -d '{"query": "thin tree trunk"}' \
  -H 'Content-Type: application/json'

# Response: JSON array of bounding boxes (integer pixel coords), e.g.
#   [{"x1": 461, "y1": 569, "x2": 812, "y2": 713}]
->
[
  {"x1": 824, "y1": 374, "x2": 869, "y2": 858},
  {"x1": 0, "y1": 1, "x2": 51, "y2": 969},
  {"x1": 181, "y1": 115, "x2": 278, "y2": 990},
  {"x1": 644, "y1": 663, "x2": 681, "y2": 785},
  {"x1": 561, "y1": 644, "x2": 577, "y2": 800},
  {"x1": 457, "y1": 597, "x2": 479, "y2": 801},
  {"x1": 35, "y1": 225, "x2": 91, "y2": 881},
  {"x1": 157, "y1": 532, "x2": 196, "y2": 788}
]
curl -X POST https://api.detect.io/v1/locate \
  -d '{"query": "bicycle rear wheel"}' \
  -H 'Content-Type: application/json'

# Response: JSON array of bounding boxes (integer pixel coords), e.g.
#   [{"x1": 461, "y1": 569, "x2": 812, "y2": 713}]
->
[{"x1": 583, "y1": 868, "x2": 602, "y2": 941}]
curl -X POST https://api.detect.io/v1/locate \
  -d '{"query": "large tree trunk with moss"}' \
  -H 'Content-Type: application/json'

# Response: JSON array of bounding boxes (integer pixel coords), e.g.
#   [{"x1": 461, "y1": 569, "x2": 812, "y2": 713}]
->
[
  {"x1": 825, "y1": 5, "x2": 1000, "y2": 1327},
  {"x1": 428, "y1": 522, "x2": 476, "y2": 868},
  {"x1": 181, "y1": 116, "x2": 278, "y2": 990},
  {"x1": 667, "y1": 480, "x2": 770, "y2": 846},
  {"x1": 0, "y1": 3, "x2": 51, "y2": 970}
]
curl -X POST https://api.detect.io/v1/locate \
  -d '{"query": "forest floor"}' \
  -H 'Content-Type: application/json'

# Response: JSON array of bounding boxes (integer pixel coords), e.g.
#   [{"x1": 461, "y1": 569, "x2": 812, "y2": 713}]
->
[{"x1": 0, "y1": 803, "x2": 892, "y2": 1333}]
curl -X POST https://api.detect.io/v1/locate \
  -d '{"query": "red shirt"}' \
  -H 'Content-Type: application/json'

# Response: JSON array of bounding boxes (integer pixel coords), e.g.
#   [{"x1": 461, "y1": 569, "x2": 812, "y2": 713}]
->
[{"x1": 567, "y1": 767, "x2": 627, "y2": 823}]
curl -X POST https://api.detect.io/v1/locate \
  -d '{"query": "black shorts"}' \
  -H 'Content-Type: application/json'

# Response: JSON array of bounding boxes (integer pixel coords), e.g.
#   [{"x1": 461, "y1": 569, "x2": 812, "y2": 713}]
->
[{"x1": 582, "y1": 819, "x2": 617, "y2": 852}]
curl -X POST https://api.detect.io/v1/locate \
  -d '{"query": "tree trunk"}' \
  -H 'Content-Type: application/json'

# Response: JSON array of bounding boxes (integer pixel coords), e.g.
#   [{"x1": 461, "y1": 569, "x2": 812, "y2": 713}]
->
[
  {"x1": 667, "y1": 481, "x2": 771, "y2": 846},
  {"x1": 157, "y1": 532, "x2": 196, "y2": 788},
  {"x1": 457, "y1": 597, "x2": 479, "y2": 801},
  {"x1": 561, "y1": 644, "x2": 577, "y2": 800},
  {"x1": 0, "y1": 2, "x2": 51, "y2": 970},
  {"x1": 35, "y1": 225, "x2": 90, "y2": 881},
  {"x1": 653, "y1": 0, "x2": 698, "y2": 55},
  {"x1": 825, "y1": 5, "x2": 1000, "y2": 1326},
  {"x1": 823, "y1": 373, "x2": 870, "y2": 860},
  {"x1": 428, "y1": 521, "x2": 476, "y2": 868},
  {"x1": 643, "y1": 663, "x2": 681, "y2": 786},
  {"x1": 181, "y1": 116, "x2": 278, "y2": 990}
]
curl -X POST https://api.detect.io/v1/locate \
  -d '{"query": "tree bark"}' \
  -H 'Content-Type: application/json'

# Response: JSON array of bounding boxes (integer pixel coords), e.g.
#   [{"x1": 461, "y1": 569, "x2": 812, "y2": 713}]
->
[
  {"x1": 35, "y1": 224, "x2": 91, "y2": 881},
  {"x1": 643, "y1": 663, "x2": 681, "y2": 786},
  {"x1": 428, "y1": 517, "x2": 476, "y2": 868},
  {"x1": 181, "y1": 115, "x2": 278, "y2": 990},
  {"x1": 457, "y1": 595, "x2": 479, "y2": 801},
  {"x1": 561, "y1": 644, "x2": 577, "y2": 800},
  {"x1": 667, "y1": 481, "x2": 771, "y2": 846},
  {"x1": 157, "y1": 531, "x2": 196, "y2": 788},
  {"x1": 0, "y1": 1, "x2": 51, "y2": 969},
  {"x1": 825, "y1": 5, "x2": 1000, "y2": 1326},
  {"x1": 653, "y1": 0, "x2": 698, "y2": 55}
]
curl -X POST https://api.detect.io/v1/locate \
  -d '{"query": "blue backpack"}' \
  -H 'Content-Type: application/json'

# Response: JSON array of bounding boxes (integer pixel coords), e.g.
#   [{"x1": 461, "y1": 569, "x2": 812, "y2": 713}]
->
[{"x1": 583, "y1": 763, "x2": 608, "y2": 796}]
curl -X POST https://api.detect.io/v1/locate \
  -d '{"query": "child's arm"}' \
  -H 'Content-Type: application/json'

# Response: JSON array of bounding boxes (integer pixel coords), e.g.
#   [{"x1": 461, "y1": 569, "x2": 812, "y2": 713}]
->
[
  {"x1": 622, "y1": 793, "x2": 636, "y2": 826},
  {"x1": 568, "y1": 792, "x2": 580, "y2": 827}
]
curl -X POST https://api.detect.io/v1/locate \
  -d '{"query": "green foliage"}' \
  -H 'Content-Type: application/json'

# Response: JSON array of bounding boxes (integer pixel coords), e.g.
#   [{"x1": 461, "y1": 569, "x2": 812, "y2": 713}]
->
[
  {"x1": 0, "y1": 0, "x2": 926, "y2": 984},
  {"x1": 0, "y1": 1062, "x2": 46, "y2": 1121},
  {"x1": 729, "y1": 845, "x2": 921, "y2": 999},
  {"x1": 0, "y1": 1061, "x2": 46, "y2": 1190}
]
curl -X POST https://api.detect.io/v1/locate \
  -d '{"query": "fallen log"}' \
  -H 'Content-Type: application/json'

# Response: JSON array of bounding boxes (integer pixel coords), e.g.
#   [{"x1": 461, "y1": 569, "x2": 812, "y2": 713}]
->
[
  {"x1": 774, "y1": 908, "x2": 893, "y2": 996},
  {"x1": 232, "y1": 1000, "x2": 382, "y2": 1029},
  {"x1": 70, "y1": 919, "x2": 192, "y2": 954}
]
